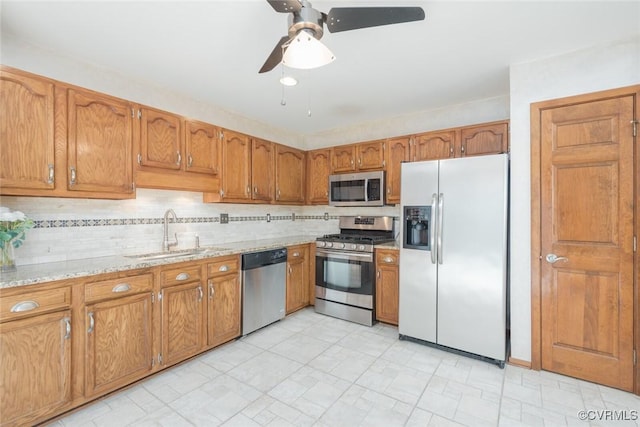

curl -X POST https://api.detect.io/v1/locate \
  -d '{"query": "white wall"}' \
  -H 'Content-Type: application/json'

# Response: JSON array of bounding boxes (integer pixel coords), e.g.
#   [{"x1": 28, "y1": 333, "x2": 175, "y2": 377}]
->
[{"x1": 508, "y1": 36, "x2": 640, "y2": 362}]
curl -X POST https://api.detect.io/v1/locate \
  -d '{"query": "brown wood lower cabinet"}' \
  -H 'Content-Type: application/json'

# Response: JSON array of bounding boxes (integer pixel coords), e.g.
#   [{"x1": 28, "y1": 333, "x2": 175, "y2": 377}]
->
[
  {"x1": 84, "y1": 292, "x2": 153, "y2": 397},
  {"x1": 286, "y1": 244, "x2": 310, "y2": 314},
  {"x1": 375, "y1": 249, "x2": 399, "y2": 325},
  {"x1": 206, "y1": 255, "x2": 241, "y2": 348},
  {"x1": 0, "y1": 309, "x2": 72, "y2": 427}
]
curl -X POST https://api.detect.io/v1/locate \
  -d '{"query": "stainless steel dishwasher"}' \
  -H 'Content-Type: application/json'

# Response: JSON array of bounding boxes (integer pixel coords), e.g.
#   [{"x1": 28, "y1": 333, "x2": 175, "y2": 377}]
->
[{"x1": 242, "y1": 247, "x2": 287, "y2": 335}]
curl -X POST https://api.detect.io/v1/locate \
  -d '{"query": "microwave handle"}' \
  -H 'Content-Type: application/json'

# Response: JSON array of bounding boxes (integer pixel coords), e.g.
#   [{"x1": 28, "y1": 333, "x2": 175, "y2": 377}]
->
[{"x1": 364, "y1": 178, "x2": 369, "y2": 202}]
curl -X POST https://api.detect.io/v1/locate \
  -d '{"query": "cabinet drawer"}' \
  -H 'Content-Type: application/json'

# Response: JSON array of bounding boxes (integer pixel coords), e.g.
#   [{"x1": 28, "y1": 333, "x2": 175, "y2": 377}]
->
[
  {"x1": 85, "y1": 273, "x2": 153, "y2": 303},
  {"x1": 0, "y1": 286, "x2": 71, "y2": 322},
  {"x1": 207, "y1": 255, "x2": 239, "y2": 277},
  {"x1": 161, "y1": 264, "x2": 202, "y2": 287},
  {"x1": 287, "y1": 245, "x2": 308, "y2": 261},
  {"x1": 376, "y1": 250, "x2": 399, "y2": 265}
]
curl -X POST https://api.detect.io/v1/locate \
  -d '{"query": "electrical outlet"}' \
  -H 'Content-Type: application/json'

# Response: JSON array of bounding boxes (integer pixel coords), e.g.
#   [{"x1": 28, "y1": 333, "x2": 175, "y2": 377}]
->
[
  {"x1": 220, "y1": 213, "x2": 229, "y2": 224},
  {"x1": 292, "y1": 213, "x2": 296, "y2": 221},
  {"x1": 324, "y1": 212, "x2": 329, "y2": 221},
  {"x1": 266, "y1": 213, "x2": 271, "y2": 223}
]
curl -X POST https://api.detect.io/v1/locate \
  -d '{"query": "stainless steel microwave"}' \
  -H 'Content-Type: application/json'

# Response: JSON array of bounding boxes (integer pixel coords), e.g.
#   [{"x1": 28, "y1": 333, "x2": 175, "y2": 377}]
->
[{"x1": 329, "y1": 171, "x2": 385, "y2": 207}]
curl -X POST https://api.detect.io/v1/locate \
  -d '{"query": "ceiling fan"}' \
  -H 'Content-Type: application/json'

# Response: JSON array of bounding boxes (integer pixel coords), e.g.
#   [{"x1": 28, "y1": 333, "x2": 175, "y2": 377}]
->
[{"x1": 259, "y1": 0, "x2": 425, "y2": 73}]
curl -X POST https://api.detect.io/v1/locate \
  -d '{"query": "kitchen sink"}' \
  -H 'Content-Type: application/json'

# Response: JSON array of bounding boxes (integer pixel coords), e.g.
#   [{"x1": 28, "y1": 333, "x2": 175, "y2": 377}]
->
[{"x1": 125, "y1": 247, "x2": 228, "y2": 261}]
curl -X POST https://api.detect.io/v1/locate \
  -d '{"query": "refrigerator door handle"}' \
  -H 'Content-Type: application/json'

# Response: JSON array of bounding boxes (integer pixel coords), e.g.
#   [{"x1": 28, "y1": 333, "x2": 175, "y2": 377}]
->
[
  {"x1": 437, "y1": 193, "x2": 444, "y2": 264},
  {"x1": 430, "y1": 193, "x2": 438, "y2": 264}
]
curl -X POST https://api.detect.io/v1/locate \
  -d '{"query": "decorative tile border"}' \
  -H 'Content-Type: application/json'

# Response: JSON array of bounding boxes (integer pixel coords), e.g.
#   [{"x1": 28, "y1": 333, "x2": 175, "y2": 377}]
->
[{"x1": 33, "y1": 214, "x2": 339, "y2": 229}]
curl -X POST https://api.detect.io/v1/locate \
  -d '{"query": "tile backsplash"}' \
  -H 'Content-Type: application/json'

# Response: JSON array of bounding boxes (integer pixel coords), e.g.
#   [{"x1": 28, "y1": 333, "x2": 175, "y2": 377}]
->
[{"x1": 0, "y1": 189, "x2": 399, "y2": 266}]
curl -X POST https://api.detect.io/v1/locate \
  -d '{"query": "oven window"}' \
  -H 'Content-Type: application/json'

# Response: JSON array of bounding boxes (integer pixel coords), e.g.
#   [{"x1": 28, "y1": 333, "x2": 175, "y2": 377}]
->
[
  {"x1": 331, "y1": 180, "x2": 365, "y2": 202},
  {"x1": 316, "y1": 254, "x2": 374, "y2": 296}
]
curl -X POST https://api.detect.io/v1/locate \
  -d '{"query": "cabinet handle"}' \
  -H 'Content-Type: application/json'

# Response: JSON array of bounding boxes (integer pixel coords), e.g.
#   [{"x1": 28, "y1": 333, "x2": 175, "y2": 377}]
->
[
  {"x1": 387, "y1": 187, "x2": 391, "y2": 194},
  {"x1": 208, "y1": 280, "x2": 214, "y2": 299},
  {"x1": 460, "y1": 145, "x2": 465, "y2": 155},
  {"x1": 63, "y1": 317, "x2": 71, "y2": 340},
  {"x1": 377, "y1": 270, "x2": 380, "y2": 278},
  {"x1": 292, "y1": 252, "x2": 300, "y2": 257},
  {"x1": 325, "y1": 190, "x2": 328, "y2": 197},
  {"x1": 87, "y1": 312, "x2": 95, "y2": 334},
  {"x1": 351, "y1": 159, "x2": 354, "y2": 166},
  {"x1": 137, "y1": 153, "x2": 142, "y2": 165},
  {"x1": 218, "y1": 265, "x2": 229, "y2": 272},
  {"x1": 289, "y1": 266, "x2": 292, "y2": 274},
  {"x1": 112, "y1": 283, "x2": 131, "y2": 293},
  {"x1": 69, "y1": 166, "x2": 77, "y2": 186},
  {"x1": 254, "y1": 186, "x2": 258, "y2": 194},
  {"x1": 10, "y1": 300, "x2": 39, "y2": 313},
  {"x1": 383, "y1": 256, "x2": 394, "y2": 263},
  {"x1": 176, "y1": 152, "x2": 182, "y2": 166},
  {"x1": 277, "y1": 189, "x2": 281, "y2": 200},
  {"x1": 188, "y1": 154, "x2": 193, "y2": 168},
  {"x1": 47, "y1": 164, "x2": 54, "y2": 184},
  {"x1": 246, "y1": 186, "x2": 251, "y2": 195},
  {"x1": 450, "y1": 146, "x2": 454, "y2": 157},
  {"x1": 197, "y1": 285, "x2": 203, "y2": 302},
  {"x1": 358, "y1": 158, "x2": 362, "y2": 166},
  {"x1": 176, "y1": 272, "x2": 190, "y2": 281}
]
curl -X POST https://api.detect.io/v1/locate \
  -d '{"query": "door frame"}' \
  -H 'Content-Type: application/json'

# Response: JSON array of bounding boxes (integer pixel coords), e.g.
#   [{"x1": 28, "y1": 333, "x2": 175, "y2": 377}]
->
[{"x1": 530, "y1": 85, "x2": 640, "y2": 394}]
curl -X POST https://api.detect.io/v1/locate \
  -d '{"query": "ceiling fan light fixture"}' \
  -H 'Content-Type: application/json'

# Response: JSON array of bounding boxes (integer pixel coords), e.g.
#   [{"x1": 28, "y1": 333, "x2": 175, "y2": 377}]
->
[{"x1": 282, "y1": 30, "x2": 335, "y2": 70}]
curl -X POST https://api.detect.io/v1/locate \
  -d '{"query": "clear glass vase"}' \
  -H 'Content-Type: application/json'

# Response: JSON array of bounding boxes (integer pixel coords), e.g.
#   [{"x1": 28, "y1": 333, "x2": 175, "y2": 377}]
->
[{"x1": 0, "y1": 240, "x2": 16, "y2": 272}]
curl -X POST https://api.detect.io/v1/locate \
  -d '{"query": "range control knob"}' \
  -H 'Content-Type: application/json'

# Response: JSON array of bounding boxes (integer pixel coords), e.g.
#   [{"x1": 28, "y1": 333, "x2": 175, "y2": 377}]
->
[
  {"x1": 350, "y1": 244, "x2": 357, "y2": 250},
  {"x1": 327, "y1": 242, "x2": 333, "y2": 248},
  {"x1": 317, "y1": 241, "x2": 325, "y2": 248},
  {"x1": 358, "y1": 245, "x2": 366, "y2": 251},
  {"x1": 340, "y1": 243, "x2": 346, "y2": 249}
]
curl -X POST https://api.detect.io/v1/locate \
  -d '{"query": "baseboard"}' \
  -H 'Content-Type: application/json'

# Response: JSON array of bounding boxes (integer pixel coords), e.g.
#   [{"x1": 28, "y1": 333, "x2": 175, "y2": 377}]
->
[{"x1": 508, "y1": 357, "x2": 532, "y2": 369}]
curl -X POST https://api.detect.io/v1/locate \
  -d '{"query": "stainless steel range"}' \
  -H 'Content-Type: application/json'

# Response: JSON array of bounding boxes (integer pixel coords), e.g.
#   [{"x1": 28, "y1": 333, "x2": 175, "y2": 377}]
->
[{"x1": 315, "y1": 216, "x2": 395, "y2": 326}]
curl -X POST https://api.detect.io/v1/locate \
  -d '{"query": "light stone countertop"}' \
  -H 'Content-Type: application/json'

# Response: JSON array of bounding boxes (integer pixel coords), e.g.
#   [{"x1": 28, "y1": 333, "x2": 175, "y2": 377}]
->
[{"x1": 0, "y1": 235, "x2": 317, "y2": 289}]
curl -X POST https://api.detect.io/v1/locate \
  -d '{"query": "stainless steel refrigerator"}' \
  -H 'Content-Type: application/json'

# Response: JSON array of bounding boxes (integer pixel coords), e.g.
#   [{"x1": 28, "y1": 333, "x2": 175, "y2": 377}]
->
[{"x1": 399, "y1": 153, "x2": 508, "y2": 366}]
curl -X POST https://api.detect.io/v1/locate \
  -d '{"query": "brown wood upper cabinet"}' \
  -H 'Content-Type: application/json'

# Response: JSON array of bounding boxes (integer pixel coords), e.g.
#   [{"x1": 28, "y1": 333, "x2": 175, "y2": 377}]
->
[
  {"x1": 459, "y1": 121, "x2": 509, "y2": 157},
  {"x1": 331, "y1": 140, "x2": 385, "y2": 173},
  {"x1": 412, "y1": 130, "x2": 457, "y2": 161},
  {"x1": 67, "y1": 88, "x2": 135, "y2": 195},
  {"x1": 138, "y1": 106, "x2": 183, "y2": 171},
  {"x1": 252, "y1": 138, "x2": 275, "y2": 202},
  {"x1": 306, "y1": 148, "x2": 331, "y2": 205},
  {"x1": 185, "y1": 120, "x2": 220, "y2": 175},
  {"x1": 384, "y1": 136, "x2": 411, "y2": 205},
  {"x1": 275, "y1": 144, "x2": 306, "y2": 204},
  {"x1": 0, "y1": 68, "x2": 55, "y2": 193}
]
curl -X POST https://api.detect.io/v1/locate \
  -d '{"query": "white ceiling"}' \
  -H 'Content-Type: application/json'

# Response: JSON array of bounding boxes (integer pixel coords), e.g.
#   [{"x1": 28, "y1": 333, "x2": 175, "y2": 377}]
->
[{"x1": 2, "y1": 1, "x2": 639, "y2": 136}]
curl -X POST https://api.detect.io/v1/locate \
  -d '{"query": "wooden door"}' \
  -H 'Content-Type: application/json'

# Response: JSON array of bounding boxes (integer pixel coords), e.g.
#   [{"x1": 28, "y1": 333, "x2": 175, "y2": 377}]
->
[
  {"x1": 185, "y1": 120, "x2": 219, "y2": 175},
  {"x1": 139, "y1": 107, "x2": 182, "y2": 171},
  {"x1": 375, "y1": 249, "x2": 399, "y2": 325},
  {"x1": 385, "y1": 137, "x2": 411, "y2": 204},
  {"x1": 275, "y1": 145, "x2": 306, "y2": 204},
  {"x1": 357, "y1": 140, "x2": 385, "y2": 170},
  {"x1": 0, "y1": 310, "x2": 72, "y2": 426},
  {"x1": 286, "y1": 246, "x2": 309, "y2": 314},
  {"x1": 538, "y1": 93, "x2": 635, "y2": 391},
  {"x1": 251, "y1": 138, "x2": 274, "y2": 202},
  {"x1": 412, "y1": 130, "x2": 456, "y2": 161},
  {"x1": 67, "y1": 89, "x2": 134, "y2": 194},
  {"x1": 161, "y1": 282, "x2": 204, "y2": 366},
  {"x1": 85, "y1": 293, "x2": 153, "y2": 397},
  {"x1": 0, "y1": 68, "x2": 55, "y2": 192},
  {"x1": 306, "y1": 149, "x2": 331, "y2": 205},
  {"x1": 207, "y1": 274, "x2": 241, "y2": 348},
  {"x1": 331, "y1": 145, "x2": 357, "y2": 172},
  {"x1": 459, "y1": 121, "x2": 508, "y2": 157},
  {"x1": 220, "y1": 129, "x2": 251, "y2": 201}
]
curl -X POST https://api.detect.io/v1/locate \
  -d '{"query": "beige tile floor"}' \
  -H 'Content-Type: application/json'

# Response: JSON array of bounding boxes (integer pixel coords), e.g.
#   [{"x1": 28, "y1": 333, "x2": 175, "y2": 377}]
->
[{"x1": 50, "y1": 308, "x2": 640, "y2": 427}]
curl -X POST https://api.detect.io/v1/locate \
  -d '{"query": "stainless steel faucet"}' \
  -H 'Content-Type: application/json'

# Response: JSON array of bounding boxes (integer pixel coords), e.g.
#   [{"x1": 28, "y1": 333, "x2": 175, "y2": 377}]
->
[{"x1": 163, "y1": 209, "x2": 179, "y2": 252}]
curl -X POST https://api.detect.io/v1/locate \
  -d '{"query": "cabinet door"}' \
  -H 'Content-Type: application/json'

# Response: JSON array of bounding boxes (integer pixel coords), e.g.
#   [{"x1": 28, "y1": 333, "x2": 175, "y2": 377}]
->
[
  {"x1": 306, "y1": 149, "x2": 331, "y2": 205},
  {"x1": 185, "y1": 120, "x2": 220, "y2": 175},
  {"x1": 412, "y1": 131, "x2": 456, "y2": 161},
  {"x1": 375, "y1": 250, "x2": 399, "y2": 325},
  {"x1": 331, "y1": 145, "x2": 357, "y2": 173},
  {"x1": 275, "y1": 145, "x2": 306, "y2": 204},
  {"x1": 0, "y1": 69, "x2": 55, "y2": 191},
  {"x1": 207, "y1": 274, "x2": 241, "y2": 348},
  {"x1": 67, "y1": 89, "x2": 134, "y2": 194},
  {"x1": 161, "y1": 282, "x2": 204, "y2": 366},
  {"x1": 251, "y1": 138, "x2": 274, "y2": 202},
  {"x1": 220, "y1": 129, "x2": 252, "y2": 201},
  {"x1": 85, "y1": 293, "x2": 153, "y2": 397},
  {"x1": 286, "y1": 246, "x2": 309, "y2": 314},
  {"x1": 139, "y1": 107, "x2": 183, "y2": 171},
  {"x1": 0, "y1": 310, "x2": 72, "y2": 426},
  {"x1": 459, "y1": 122, "x2": 509, "y2": 157},
  {"x1": 385, "y1": 137, "x2": 411, "y2": 205},
  {"x1": 357, "y1": 140, "x2": 385, "y2": 171}
]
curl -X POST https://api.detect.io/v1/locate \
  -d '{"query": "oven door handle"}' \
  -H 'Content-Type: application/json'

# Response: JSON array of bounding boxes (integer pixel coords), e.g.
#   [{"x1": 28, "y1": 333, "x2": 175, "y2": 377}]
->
[{"x1": 316, "y1": 249, "x2": 373, "y2": 262}]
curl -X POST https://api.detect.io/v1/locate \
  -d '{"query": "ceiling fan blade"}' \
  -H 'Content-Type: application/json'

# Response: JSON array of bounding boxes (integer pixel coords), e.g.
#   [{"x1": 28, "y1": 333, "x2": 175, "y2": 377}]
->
[
  {"x1": 325, "y1": 7, "x2": 425, "y2": 33},
  {"x1": 259, "y1": 35, "x2": 290, "y2": 74},
  {"x1": 266, "y1": 0, "x2": 301, "y2": 14}
]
